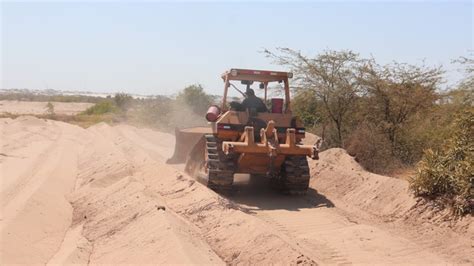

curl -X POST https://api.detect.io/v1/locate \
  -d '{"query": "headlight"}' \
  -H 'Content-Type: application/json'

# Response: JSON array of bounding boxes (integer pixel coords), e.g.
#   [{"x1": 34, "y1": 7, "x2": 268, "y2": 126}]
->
[
  {"x1": 288, "y1": 72, "x2": 293, "y2": 78},
  {"x1": 230, "y1": 69, "x2": 238, "y2": 77}
]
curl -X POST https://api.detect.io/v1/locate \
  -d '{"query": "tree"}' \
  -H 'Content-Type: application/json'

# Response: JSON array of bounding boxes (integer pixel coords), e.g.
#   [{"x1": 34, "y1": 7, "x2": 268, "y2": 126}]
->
[
  {"x1": 451, "y1": 55, "x2": 474, "y2": 106},
  {"x1": 176, "y1": 84, "x2": 213, "y2": 115},
  {"x1": 264, "y1": 48, "x2": 365, "y2": 147},
  {"x1": 292, "y1": 90, "x2": 320, "y2": 128},
  {"x1": 359, "y1": 61, "x2": 443, "y2": 156}
]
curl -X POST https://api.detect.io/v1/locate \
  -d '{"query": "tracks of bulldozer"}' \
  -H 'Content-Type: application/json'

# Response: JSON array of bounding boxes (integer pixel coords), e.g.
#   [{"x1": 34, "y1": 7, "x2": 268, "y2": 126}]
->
[
  {"x1": 204, "y1": 134, "x2": 235, "y2": 192},
  {"x1": 202, "y1": 134, "x2": 311, "y2": 195},
  {"x1": 279, "y1": 156, "x2": 311, "y2": 195}
]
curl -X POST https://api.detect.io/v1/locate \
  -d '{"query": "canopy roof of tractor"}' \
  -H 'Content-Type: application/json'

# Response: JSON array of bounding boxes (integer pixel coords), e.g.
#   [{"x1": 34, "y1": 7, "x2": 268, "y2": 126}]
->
[{"x1": 221, "y1": 68, "x2": 293, "y2": 83}]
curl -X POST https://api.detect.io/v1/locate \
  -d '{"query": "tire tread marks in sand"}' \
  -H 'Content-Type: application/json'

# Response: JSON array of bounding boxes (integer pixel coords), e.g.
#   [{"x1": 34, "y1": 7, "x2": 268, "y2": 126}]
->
[
  {"x1": 104, "y1": 127, "x2": 316, "y2": 265},
  {"x1": 0, "y1": 119, "x2": 84, "y2": 264},
  {"x1": 256, "y1": 212, "x2": 352, "y2": 265},
  {"x1": 157, "y1": 173, "x2": 317, "y2": 265},
  {"x1": 69, "y1": 166, "x2": 222, "y2": 264}
]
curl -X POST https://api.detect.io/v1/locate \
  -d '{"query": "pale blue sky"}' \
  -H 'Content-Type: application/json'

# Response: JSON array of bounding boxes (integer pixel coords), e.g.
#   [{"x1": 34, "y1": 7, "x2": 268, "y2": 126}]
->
[{"x1": 1, "y1": 1, "x2": 472, "y2": 95}]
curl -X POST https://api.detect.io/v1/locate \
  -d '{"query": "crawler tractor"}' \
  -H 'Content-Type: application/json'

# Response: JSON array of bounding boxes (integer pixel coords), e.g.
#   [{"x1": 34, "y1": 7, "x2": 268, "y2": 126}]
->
[{"x1": 167, "y1": 69, "x2": 319, "y2": 194}]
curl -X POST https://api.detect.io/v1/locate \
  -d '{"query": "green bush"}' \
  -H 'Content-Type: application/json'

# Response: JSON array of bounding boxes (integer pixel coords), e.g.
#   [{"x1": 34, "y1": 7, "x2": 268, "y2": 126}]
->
[
  {"x1": 176, "y1": 84, "x2": 213, "y2": 115},
  {"x1": 409, "y1": 110, "x2": 473, "y2": 215},
  {"x1": 114, "y1": 93, "x2": 133, "y2": 111},
  {"x1": 82, "y1": 100, "x2": 118, "y2": 115},
  {"x1": 292, "y1": 90, "x2": 321, "y2": 128}
]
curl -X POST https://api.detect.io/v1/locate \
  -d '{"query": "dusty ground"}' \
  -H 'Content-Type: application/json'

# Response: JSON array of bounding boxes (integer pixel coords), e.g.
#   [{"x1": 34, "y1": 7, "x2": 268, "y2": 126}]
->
[
  {"x1": 1, "y1": 116, "x2": 472, "y2": 264},
  {"x1": 0, "y1": 100, "x2": 94, "y2": 115}
]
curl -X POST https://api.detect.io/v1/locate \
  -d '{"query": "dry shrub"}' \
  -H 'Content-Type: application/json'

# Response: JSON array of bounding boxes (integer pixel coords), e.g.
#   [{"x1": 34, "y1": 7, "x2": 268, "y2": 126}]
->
[
  {"x1": 345, "y1": 122, "x2": 401, "y2": 174},
  {"x1": 409, "y1": 110, "x2": 473, "y2": 215},
  {"x1": 82, "y1": 100, "x2": 118, "y2": 115},
  {"x1": 114, "y1": 93, "x2": 133, "y2": 111}
]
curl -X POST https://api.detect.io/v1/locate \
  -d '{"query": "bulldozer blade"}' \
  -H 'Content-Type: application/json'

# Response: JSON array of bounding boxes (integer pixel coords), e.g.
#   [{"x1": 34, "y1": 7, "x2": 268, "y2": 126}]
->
[
  {"x1": 184, "y1": 136, "x2": 206, "y2": 176},
  {"x1": 166, "y1": 127, "x2": 212, "y2": 164}
]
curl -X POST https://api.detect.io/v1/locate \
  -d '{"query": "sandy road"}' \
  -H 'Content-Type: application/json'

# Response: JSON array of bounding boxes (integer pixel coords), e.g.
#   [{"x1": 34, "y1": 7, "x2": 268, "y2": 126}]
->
[
  {"x1": 0, "y1": 118, "x2": 87, "y2": 263},
  {"x1": 231, "y1": 191, "x2": 444, "y2": 264},
  {"x1": 1, "y1": 117, "x2": 472, "y2": 265},
  {"x1": 107, "y1": 122, "x2": 471, "y2": 264}
]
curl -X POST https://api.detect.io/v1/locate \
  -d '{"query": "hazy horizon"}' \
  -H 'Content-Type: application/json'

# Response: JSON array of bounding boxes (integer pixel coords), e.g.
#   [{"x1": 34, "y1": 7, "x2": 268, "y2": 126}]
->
[{"x1": 2, "y1": 1, "x2": 472, "y2": 96}]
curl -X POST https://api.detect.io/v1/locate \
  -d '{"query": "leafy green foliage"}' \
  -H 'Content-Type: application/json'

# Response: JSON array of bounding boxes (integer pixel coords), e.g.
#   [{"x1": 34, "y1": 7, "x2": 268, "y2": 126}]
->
[
  {"x1": 176, "y1": 84, "x2": 213, "y2": 115},
  {"x1": 409, "y1": 110, "x2": 473, "y2": 215},
  {"x1": 292, "y1": 90, "x2": 321, "y2": 128},
  {"x1": 359, "y1": 62, "x2": 442, "y2": 158},
  {"x1": 114, "y1": 93, "x2": 133, "y2": 111},
  {"x1": 82, "y1": 100, "x2": 118, "y2": 115}
]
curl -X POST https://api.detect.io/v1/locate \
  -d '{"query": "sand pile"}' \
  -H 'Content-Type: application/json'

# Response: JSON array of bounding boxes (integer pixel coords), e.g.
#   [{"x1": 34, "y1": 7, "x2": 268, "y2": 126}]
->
[
  {"x1": 309, "y1": 148, "x2": 473, "y2": 263},
  {"x1": 310, "y1": 148, "x2": 414, "y2": 218}
]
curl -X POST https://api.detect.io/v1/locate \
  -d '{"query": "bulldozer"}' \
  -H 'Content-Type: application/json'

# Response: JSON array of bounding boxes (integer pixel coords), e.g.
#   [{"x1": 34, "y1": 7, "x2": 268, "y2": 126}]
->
[{"x1": 167, "y1": 68, "x2": 319, "y2": 194}]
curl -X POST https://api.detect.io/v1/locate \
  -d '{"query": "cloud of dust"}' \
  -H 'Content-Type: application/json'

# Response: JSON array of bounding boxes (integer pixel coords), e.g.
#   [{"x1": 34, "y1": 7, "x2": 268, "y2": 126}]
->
[{"x1": 167, "y1": 100, "x2": 208, "y2": 129}]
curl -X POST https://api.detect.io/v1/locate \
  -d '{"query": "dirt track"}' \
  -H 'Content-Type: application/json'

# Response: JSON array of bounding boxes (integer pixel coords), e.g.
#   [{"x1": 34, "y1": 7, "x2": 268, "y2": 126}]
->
[{"x1": 1, "y1": 117, "x2": 472, "y2": 264}]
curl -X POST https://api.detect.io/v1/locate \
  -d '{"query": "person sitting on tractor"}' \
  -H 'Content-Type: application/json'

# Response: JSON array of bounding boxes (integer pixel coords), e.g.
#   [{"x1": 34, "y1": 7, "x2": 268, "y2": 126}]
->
[{"x1": 241, "y1": 88, "x2": 268, "y2": 113}]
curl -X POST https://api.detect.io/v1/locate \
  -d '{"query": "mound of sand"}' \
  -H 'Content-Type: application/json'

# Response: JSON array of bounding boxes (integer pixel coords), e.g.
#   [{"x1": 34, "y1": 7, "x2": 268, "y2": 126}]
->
[
  {"x1": 309, "y1": 148, "x2": 473, "y2": 263},
  {"x1": 311, "y1": 148, "x2": 411, "y2": 217}
]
